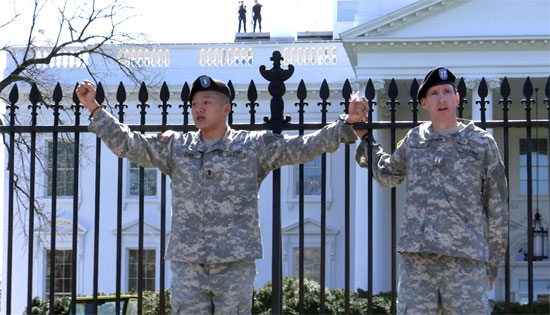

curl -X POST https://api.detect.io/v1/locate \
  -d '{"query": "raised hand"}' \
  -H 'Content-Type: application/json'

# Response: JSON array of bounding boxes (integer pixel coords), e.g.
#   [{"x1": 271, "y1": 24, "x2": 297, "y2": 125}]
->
[
  {"x1": 347, "y1": 95, "x2": 369, "y2": 138},
  {"x1": 75, "y1": 80, "x2": 101, "y2": 114}
]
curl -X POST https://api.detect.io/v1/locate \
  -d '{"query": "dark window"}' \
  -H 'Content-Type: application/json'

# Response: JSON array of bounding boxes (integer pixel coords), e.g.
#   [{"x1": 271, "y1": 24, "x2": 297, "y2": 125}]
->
[
  {"x1": 128, "y1": 162, "x2": 157, "y2": 196},
  {"x1": 294, "y1": 156, "x2": 322, "y2": 196},
  {"x1": 45, "y1": 249, "x2": 72, "y2": 297},
  {"x1": 47, "y1": 142, "x2": 74, "y2": 196},
  {"x1": 128, "y1": 249, "x2": 156, "y2": 291},
  {"x1": 293, "y1": 248, "x2": 321, "y2": 283},
  {"x1": 519, "y1": 138, "x2": 548, "y2": 195}
]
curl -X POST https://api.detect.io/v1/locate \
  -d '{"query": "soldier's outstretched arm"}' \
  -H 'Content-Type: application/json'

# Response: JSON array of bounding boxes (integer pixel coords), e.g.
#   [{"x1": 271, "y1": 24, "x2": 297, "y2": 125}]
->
[
  {"x1": 354, "y1": 129, "x2": 407, "y2": 188},
  {"x1": 258, "y1": 116, "x2": 358, "y2": 174},
  {"x1": 77, "y1": 80, "x2": 174, "y2": 175}
]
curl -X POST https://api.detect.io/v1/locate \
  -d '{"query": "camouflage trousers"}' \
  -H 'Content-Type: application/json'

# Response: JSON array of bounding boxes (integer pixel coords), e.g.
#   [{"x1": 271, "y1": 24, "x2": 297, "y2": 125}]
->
[
  {"x1": 397, "y1": 252, "x2": 489, "y2": 315},
  {"x1": 170, "y1": 260, "x2": 256, "y2": 315}
]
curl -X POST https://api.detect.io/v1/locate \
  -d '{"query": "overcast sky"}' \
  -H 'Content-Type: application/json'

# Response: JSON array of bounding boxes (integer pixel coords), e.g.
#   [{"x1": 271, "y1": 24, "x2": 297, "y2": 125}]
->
[{"x1": 0, "y1": 0, "x2": 333, "y2": 45}]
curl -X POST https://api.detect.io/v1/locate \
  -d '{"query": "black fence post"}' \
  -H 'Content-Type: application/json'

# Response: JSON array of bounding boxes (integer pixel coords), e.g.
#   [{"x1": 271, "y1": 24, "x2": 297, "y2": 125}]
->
[
  {"x1": 92, "y1": 82, "x2": 105, "y2": 315},
  {"x1": 522, "y1": 77, "x2": 535, "y2": 314},
  {"x1": 387, "y1": 79, "x2": 399, "y2": 315},
  {"x1": 499, "y1": 77, "x2": 512, "y2": 315},
  {"x1": 115, "y1": 81, "x2": 128, "y2": 315},
  {"x1": 28, "y1": 83, "x2": 40, "y2": 315},
  {"x1": 340, "y1": 79, "x2": 352, "y2": 315},
  {"x1": 261, "y1": 50, "x2": 293, "y2": 315},
  {"x1": 6, "y1": 84, "x2": 18, "y2": 315},
  {"x1": 364, "y1": 79, "x2": 377, "y2": 315},
  {"x1": 295, "y1": 79, "x2": 308, "y2": 315}
]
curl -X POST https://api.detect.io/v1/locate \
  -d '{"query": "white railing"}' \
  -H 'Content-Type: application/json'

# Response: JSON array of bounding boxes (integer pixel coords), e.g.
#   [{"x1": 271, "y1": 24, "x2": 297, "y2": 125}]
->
[
  {"x1": 116, "y1": 48, "x2": 171, "y2": 68},
  {"x1": 199, "y1": 48, "x2": 254, "y2": 67},
  {"x1": 282, "y1": 46, "x2": 338, "y2": 66}
]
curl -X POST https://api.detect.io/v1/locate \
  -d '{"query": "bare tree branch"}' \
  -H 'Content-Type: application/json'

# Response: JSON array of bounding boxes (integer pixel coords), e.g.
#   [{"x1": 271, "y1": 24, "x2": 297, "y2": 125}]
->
[{"x1": 1, "y1": 0, "x2": 151, "y2": 239}]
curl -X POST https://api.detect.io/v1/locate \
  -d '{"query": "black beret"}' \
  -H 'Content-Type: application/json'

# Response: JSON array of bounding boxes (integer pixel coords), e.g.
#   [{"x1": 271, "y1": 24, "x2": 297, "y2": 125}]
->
[
  {"x1": 189, "y1": 75, "x2": 231, "y2": 102},
  {"x1": 417, "y1": 67, "x2": 456, "y2": 100}
]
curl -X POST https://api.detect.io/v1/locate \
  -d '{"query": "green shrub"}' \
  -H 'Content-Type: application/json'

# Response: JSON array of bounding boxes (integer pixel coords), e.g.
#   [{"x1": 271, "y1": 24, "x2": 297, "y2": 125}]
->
[
  {"x1": 142, "y1": 290, "x2": 171, "y2": 315},
  {"x1": 253, "y1": 277, "x2": 391, "y2": 315},
  {"x1": 23, "y1": 296, "x2": 71, "y2": 315},
  {"x1": 491, "y1": 300, "x2": 550, "y2": 314}
]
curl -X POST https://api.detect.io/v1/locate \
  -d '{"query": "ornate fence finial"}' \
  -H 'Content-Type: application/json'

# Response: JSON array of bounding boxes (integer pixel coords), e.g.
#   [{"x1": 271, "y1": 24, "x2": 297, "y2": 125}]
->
[
  {"x1": 159, "y1": 82, "x2": 172, "y2": 126},
  {"x1": 246, "y1": 80, "x2": 259, "y2": 125},
  {"x1": 180, "y1": 83, "x2": 191, "y2": 127},
  {"x1": 115, "y1": 82, "x2": 128, "y2": 122},
  {"x1": 261, "y1": 50, "x2": 294, "y2": 134},
  {"x1": 228, "y1": 81, "x2": 237, "y2": 126}
]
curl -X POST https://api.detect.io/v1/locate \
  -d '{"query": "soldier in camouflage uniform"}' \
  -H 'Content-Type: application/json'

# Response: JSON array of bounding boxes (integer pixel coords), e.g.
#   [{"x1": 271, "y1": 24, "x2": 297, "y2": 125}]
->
[
  {"x1": 353, "y1": 67, "x2": 508, "y2": 315},
  {"x1": 76, "y1": 75, "x2": 365, "y2": 314}
]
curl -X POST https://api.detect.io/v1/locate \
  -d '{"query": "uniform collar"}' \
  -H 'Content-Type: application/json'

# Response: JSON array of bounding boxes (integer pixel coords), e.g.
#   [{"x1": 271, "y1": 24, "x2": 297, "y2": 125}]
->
[
  {"x1": 190, "y1": 125, "x2": 234, "y2": 152},
  {"x1": 421, "y1": 119, "x2": 475, "y2": 144}
]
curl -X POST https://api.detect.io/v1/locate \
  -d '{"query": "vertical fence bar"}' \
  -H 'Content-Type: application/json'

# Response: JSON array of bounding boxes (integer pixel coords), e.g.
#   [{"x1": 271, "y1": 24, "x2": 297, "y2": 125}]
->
[
  {"x1": 69, "y1": 84, "x2": 82, "y2": 315},
  {"x1": 228, "y1": 81, "x2": 236, "y2": 127},
  {"x1": 499, "y1": 77, "x2": 512, "y2": 313},
  {"x1": 409, "y1": 79, "x2": 419, "y2": 124},
  {"x1": 260, "y1": 51, "x2": 293, "y2": 314},
  {"x1": 28, "y1": 84, "x2": 41, "y2": 315},
  {"x1": 295, "y1": 80, "x2": 308, "y2": 314},
  {"x1": 341, "y1": 79, "x2": 352, "y2": 315},
  {"x1": 115, "y1": 82, "x2": 128, "y2": 315},
  {"x1": 457, "y1": 78, "x2": 467, "y2": 119},
  {"x1": 522, "y1": 78, "x2": 535, "y2": 313},
  {"x1": 365, "y1": 79, "x2": 376, "y2": 315},
  {"x1": 92, "y1": 83, "x2": 105, "y2": 314},
  {"x1": 158, "y1": 82, "x2": 172, "y2": 314},
  {"x1": 387, "y1": 79, "x2": 399, "y2": 315},
  {"x1": 48, "y1": 84, "x2": 62, "y2": 315},
  {"x1": 137, "y1": 82, "x2": 150, "y2": 314},
  {"x1": 6, "y1": 84, "x2": 19, "y2": 315},
  {"x1": 318, "y1": 79, "x2": 330, "y2": 314}
]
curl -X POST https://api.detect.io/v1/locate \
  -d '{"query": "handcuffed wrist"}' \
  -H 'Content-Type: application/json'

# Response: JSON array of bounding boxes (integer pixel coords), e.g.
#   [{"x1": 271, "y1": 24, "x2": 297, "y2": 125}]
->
[{"x1": 89, "y1": 106, "x2": 102, "y2": 119}]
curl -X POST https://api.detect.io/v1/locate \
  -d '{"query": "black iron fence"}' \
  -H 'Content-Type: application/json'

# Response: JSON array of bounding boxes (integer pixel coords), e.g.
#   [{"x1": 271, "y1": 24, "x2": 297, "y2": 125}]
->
[{"x1": 2, "y1": 51, "x2": 550, "y2": 315}]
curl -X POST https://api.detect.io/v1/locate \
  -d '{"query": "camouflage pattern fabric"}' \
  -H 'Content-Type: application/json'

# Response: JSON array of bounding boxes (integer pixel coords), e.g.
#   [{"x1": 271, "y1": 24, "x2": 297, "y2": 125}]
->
[
  {"x1": 89, "y1": 110, "x2": 357, "y2": 264},
  {"x1": 398, "y1": 252, "x2": 490, "y2": 315},
  {"x1": 170, "y1": 260, "x2": 256, "y2": 315},
  {"x1": 355, "y1": 119, "x2": 508, "y2": 278}
]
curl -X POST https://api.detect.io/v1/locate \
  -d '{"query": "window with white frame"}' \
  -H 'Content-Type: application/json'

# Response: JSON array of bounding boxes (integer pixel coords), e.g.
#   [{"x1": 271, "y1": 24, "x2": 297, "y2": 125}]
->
[
  {"x1": 128, "y1": 249, "x2": 156, "y2": 291},
  {"x1": 128, "y1": 162, "x2": 158, "y2": 197},
  {"x1": 519, "y1": 138, "x2": 548, "y2": 195},
  {"x1": 293, "y1": 156, "x2": 323, "y2": 196},
  {"x1": 46, "y1": 141, "x2": 75, "y2": 196},
  {"x1": 293, "y1": 248, "x2": 321, "y2": 283},
  {"x1": 45, "y1": 249, "x2": 72, "y2": 297}
]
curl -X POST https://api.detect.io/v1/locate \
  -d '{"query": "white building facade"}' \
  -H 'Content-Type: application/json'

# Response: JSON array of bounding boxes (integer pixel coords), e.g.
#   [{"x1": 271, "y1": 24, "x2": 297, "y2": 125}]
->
[{"x1": 2, "y1": 0, "x2": 549, "y2": 313}]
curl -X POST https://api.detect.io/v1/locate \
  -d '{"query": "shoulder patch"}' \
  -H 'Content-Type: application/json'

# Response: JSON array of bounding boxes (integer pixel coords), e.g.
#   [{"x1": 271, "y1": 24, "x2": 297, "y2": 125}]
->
[{"x1": 158, "y1": 130, "x2": 175, "y2": 143}]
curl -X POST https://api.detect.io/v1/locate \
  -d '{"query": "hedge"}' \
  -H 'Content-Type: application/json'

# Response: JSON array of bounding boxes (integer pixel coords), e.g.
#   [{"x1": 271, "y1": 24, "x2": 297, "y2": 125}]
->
[{"x1": 23, "y1": 278, "x2": 549, "y2": 314}]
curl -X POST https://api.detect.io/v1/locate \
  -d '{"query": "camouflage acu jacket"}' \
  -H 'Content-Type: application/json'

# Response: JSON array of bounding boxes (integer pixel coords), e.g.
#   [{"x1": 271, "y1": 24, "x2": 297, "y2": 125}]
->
[
  {"x1": 89, "y1": 110, "x2": 357, "y2": 264},
  {"x1": 355, "y1": 120, "x2": 508, "y2": 277}
]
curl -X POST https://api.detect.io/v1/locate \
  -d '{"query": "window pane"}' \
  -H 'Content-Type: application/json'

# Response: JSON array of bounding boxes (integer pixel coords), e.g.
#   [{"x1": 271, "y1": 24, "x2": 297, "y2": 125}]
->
[
  {"x1": 47, "y1": 142, "x2": 75, "y2": 197},
  {"x1": 128, "y1": 249, "x2": 156, "y2": 291},
  {"x1": 519, "y1": 138, "x2": 548, "y2": 196},
  {"x1": 129, "y1": 163, "x2": 157, "y2": 196},
  {"x1": 293, "y1": 248, "x2": 321, "y2": 283},
  {"x1": 45, "y1": 249, "x2": 72, "y2": 296},
  {"x1": 294, "y1": 156, "x2": 323, "y2": 196}
]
